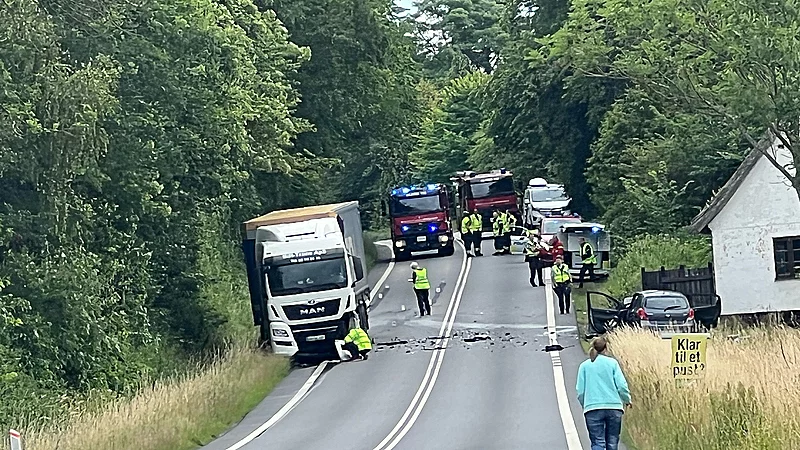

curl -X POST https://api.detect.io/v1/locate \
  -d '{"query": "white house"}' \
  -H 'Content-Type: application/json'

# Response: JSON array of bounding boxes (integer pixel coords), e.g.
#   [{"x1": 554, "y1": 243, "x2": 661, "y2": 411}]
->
[{"x1": 690, "y1": 133, "x2": 800, "y2": 315}]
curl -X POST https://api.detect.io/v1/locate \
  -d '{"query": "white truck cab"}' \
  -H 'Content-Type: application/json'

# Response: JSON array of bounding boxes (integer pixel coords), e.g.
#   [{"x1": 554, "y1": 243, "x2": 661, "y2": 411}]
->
[{"x1": 242, "y1": 202, "x2": 369, "y2": 357}]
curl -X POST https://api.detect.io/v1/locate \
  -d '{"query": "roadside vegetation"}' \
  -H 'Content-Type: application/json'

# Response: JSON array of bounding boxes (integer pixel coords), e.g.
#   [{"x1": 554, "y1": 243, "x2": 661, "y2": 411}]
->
[
  {"x1": 574, "y1": 233, "x2": 712, "y2": 337},
  {"x1": 19, "y1": 346, "x2": 288, "y2": 450},
  {"x1": 364, "y1": 231, "x2": 390, "y2": 271},
  {"x1": 610, "y1": 327, "x2": 800, "y2": 450},
  {"x1": 603, "y1": 233, "x2": 712, "y2": 298},
  {"x1": 3, "y1": 0, "x2": 797, "y2": 448}
]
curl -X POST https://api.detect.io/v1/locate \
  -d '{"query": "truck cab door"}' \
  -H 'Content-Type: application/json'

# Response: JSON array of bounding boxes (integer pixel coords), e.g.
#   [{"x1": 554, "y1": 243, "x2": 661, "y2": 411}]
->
[
  {"x1": 690, "y1": 294, "x2": 722, "y2": 329},
  {"x1": 587, "y1": 291, "x2": 622, "y2": 334}
]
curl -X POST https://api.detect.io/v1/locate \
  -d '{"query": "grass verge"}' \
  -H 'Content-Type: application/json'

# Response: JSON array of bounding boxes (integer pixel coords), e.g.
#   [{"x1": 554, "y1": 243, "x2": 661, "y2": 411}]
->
[
  {"x1": 20, "y1": 344, "x2": 289, "y2": 450},
  {"x1": 364, "y1": 229, "x2": 390, "y2": 271},
  {"x1": 610, "y1": 326, "x2": 800, "y2": 450}
]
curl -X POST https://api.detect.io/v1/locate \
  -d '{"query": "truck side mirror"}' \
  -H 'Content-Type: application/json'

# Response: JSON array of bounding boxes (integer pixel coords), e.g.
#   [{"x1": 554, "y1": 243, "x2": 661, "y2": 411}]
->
[
  {"x1": 353, "y1": 255, "x2": 365, "y2": 281},
  {"x1": 380, "y1": 200, "x2": 387, "y2": 216}
]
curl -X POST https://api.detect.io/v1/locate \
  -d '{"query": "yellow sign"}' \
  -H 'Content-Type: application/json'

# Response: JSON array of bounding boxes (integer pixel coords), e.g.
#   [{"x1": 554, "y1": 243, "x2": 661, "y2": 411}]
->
[{"x1": 671, "y1": 333, "x2": 708, "y2": 379}]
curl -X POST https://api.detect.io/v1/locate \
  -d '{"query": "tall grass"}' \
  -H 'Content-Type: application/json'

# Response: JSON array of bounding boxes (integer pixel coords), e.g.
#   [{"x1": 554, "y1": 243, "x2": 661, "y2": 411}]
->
[
  {"x1": 610, "y1": 327, "x2": 800, "y2": 450},
  {"x1": 605, "y1": 233, "x2": 711, "y2": 297},
  {"x1": 13, "y1": 344, "x2": 289, "y2": 450}
]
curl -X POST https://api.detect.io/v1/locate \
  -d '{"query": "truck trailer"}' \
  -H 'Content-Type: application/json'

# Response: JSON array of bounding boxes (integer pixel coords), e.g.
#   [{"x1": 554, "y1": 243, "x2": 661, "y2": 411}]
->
[{"x1": 241, "y1": 202, "x2": 370, "y2": 357}]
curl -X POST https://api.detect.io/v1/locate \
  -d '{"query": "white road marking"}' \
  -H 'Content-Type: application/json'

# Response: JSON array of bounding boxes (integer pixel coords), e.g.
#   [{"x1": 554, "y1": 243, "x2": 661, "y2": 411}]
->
[
  {"x1": 224, "y1": 242, "x2": 399, "y2": 449},
  {"x1": 545, "y1": 271, "x2": 584, "y2": 450},
  {"x1": 224, "y1": 361, "x2": 335, "y2": 450},
  {"x1": 372, "y1": 241, "x2": 472, "y2": 450},
  {"x1": 368, "y1": 241, "x2": 396, "y2": 308}
]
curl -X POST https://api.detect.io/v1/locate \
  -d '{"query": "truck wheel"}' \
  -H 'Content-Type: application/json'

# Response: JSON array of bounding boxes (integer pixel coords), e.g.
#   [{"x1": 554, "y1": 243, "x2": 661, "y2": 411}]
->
[
  {"x1": 438, "y1": 243, "x2": 455, "y2": 257},
  {"x1": 356, "y1": 303, "x2": 370, "y2": 330}
]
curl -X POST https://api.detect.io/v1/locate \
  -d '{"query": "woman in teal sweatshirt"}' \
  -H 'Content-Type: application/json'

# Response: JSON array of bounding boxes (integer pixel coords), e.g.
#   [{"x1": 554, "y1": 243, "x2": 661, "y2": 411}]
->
[{"x1": 576, "y1": 337, "x2": 632, "y2": 450}]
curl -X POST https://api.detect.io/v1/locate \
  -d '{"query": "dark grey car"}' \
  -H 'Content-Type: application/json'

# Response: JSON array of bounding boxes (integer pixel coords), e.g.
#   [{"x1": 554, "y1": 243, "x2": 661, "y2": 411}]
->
[{"x1": 587, "y1": 289, "x2": 721, "y2": 337}]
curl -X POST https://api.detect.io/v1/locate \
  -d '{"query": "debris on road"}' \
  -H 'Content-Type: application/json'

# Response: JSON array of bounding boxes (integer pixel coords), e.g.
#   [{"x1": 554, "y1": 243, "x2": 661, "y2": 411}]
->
[{"x1": 373, "y1": 329, "x2": 536, "y2": 354}]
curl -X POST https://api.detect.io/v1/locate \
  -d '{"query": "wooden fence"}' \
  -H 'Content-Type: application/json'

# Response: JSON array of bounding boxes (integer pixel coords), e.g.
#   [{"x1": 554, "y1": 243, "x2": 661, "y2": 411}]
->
[{"x1": 640, "y1": 263, "x2": 717, "y2": 306}]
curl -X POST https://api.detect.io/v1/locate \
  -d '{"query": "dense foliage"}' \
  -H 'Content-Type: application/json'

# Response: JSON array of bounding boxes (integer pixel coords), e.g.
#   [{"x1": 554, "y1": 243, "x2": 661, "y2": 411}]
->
[
  {"x1": 0, "y1": 0, "x2": 419, "y2": 428},
  {"x1": 409, "y1": 0, "x2": 798, "y2": 244},
  {"x1": 2, "y1": 0, "x2": 796, "y2": 434}
]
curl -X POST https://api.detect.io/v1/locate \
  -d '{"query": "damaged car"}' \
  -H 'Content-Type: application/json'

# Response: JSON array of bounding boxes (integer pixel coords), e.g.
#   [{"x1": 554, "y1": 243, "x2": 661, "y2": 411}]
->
[{"x1": 586, "y1": 290, "x2": 721, "y2": 338}]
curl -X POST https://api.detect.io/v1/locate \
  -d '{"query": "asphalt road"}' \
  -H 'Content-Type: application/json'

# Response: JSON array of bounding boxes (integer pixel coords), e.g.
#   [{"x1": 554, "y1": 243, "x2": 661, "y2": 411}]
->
[{"x1": 203, "y1": 237, "x2": 626, "y2": 450}]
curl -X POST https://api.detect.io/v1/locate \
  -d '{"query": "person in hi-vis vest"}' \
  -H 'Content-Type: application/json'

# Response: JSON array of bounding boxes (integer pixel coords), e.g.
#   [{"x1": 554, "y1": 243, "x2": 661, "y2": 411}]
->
[
  {"x1": 551, "y1": 254, "x2": 573, "y2": 315},
  {"x1": 410, "y1": 262, "x2": 431, "y2": 316},
  {"x1": 336, "y1": 327, "x2": 372, "y2": 361},
  {"x1": 578, "y1": 237, "x2": 597, "y2": 288}
]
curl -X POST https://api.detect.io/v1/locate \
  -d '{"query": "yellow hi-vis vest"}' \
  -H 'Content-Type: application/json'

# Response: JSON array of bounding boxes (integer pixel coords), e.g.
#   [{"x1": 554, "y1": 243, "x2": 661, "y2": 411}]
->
[
  {"x1": 524, "y1": 238, "x2": 540, "y2": 256},
  {"x1": 469, "y1": 213, "x2": 483, "y2": 232},
  {"x1": 413, "y1": 268, "x2": 431, "y2": 289},
  {"x1": 492, "y1": 215, "x2": 503, "y2": 236},
  {"x1": 461, "y1": 216, "x2": 472, "y2": 234},
  {"x1": 581, "y1": 242, "x2": 597, "y2": 264},
  {"x1": 344, "y1": 328, "x2": 372, "y2": 351},
  {"x1": 552, "y1": 263, "x2": 572, "y2": 283},
  {"x1": 502, "y1": 212, "x2": 515, "y2": 233}
]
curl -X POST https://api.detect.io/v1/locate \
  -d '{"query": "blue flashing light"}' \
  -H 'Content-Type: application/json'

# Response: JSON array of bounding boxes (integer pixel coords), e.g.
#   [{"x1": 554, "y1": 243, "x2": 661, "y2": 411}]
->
[
  {"x1": 591, "y1": 226, "x2": 601, "y2": 233},
  {"x1": 427, "y1": 183, "x2": 437, "y2": 191},
  {"x1": 428, "y1": 224, "x2": 438, "y2": 233},
  {"x1": 401, "y1": 225, "x2": 410, "y2": 232},
  {"x1": 401, "y1": 187, "x2": 411, "y2": 194}
]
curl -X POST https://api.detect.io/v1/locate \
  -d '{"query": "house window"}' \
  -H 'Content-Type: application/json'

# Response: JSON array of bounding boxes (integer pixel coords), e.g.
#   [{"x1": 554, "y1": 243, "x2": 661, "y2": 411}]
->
[{"x1": 773, "y1": 236, "x2": 800, "y2": 280}]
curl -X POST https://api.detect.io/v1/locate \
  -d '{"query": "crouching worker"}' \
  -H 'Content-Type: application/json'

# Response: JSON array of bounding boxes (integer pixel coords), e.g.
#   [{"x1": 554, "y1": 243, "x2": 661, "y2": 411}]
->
[{"x1": 335, "y1": 327, "x2": 372, "y2": 361}]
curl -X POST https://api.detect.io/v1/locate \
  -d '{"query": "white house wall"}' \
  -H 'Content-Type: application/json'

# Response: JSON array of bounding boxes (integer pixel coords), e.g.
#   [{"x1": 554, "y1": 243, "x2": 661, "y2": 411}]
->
[{"x1": 709, "y1": 142, "x2": 800, "y2": 315}]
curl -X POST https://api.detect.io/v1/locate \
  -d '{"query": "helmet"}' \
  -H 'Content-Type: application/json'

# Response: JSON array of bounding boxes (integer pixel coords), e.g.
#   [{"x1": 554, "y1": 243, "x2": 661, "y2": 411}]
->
[{"x1": 410, "y1": 262, "x2": 419, "y2": 269}]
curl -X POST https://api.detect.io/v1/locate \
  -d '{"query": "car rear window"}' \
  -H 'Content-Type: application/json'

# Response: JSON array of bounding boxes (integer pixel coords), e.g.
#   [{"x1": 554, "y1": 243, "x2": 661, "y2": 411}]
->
[{"x1": 644, "y1": 296, "x2": 689, "y2": 310}]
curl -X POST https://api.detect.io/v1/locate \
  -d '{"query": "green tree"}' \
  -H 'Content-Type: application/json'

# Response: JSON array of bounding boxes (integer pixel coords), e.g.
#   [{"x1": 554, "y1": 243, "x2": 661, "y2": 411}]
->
[
  {"x1": 587, "y1": 89, "x2": 744, "y2": 241},
  {"x1": 268, "y1": 0, "x2": 424, "y2": 226},
  {"x1": 542, "y1": 0, "x2": 800, "y2": 199},
  {"x1": 414, "y1": 0, "x2": 508, "y2": 75},
  {"x1": 411, "y1": 72, "x2": 492, "y2": 182},
  {"x1": 0, "y1": 0, "x2": 311, "y2": 429}
]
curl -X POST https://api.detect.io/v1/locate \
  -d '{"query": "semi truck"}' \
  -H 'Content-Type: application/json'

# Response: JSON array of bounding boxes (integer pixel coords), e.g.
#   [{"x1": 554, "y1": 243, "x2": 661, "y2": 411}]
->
[
  {"x1": 241, "y1": 202, "x2": 370, "y2": 357},
  {"x1": 384, "y1": 183, "x2": 455, "y2": 260},
  {"x1": 450, "y1": 169, "x2": 520, "y2": 233}
]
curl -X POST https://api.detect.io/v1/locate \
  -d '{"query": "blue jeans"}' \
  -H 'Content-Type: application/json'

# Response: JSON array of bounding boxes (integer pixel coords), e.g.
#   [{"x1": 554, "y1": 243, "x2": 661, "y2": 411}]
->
[{"x1": 585, "y1": 409, "x2": 623, "y2": 450}]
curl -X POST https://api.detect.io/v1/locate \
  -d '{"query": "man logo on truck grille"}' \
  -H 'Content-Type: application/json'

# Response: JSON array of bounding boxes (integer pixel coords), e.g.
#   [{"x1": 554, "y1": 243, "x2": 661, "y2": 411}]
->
[
  {"x1": 300, "y1": 307, "x2": 325, "y2": 315},
  {"x1": 307, "y1": 299, "x2": 317, "y2": 305}
]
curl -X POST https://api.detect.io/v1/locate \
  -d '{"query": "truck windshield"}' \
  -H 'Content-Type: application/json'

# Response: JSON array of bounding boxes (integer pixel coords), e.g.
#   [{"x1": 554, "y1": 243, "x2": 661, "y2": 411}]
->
[
  {"x1": 531, "y1": 187, "x2": 568, "y2": 202},
  {"x1": 266, "y1": 257, "x2": 348, "y2": 297},
  {"x1": 469, "y1": 178, "x2": 514, "y2": 199},
  {"x1": 390, "y1": 195, "x2": 443, "y2": 216}
]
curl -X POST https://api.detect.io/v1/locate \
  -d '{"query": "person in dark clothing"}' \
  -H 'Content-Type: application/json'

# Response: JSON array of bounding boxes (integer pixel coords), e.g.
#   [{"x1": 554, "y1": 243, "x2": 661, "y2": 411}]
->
[
  {"x1": 339, "y1": 327, "x2": 372, "y2": 361},
  {"x1": 470, "y1": 209, "x2": 483, "y2": 256},
  {"x1": 410, "y1": 262, "x2": 431, "y2": 316},
  {"x1": 551, "y1": 254, "x2": 573, "y2": 314},
  {"x1": 524, "y1": 230, "x2": 544, "y2": 287},
  {"x1": 578, "y1": 237, "x2": 597, "y2": 288},
  {"x1": 492, "y1": 210, "x2": 504, "y2": 255}
]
